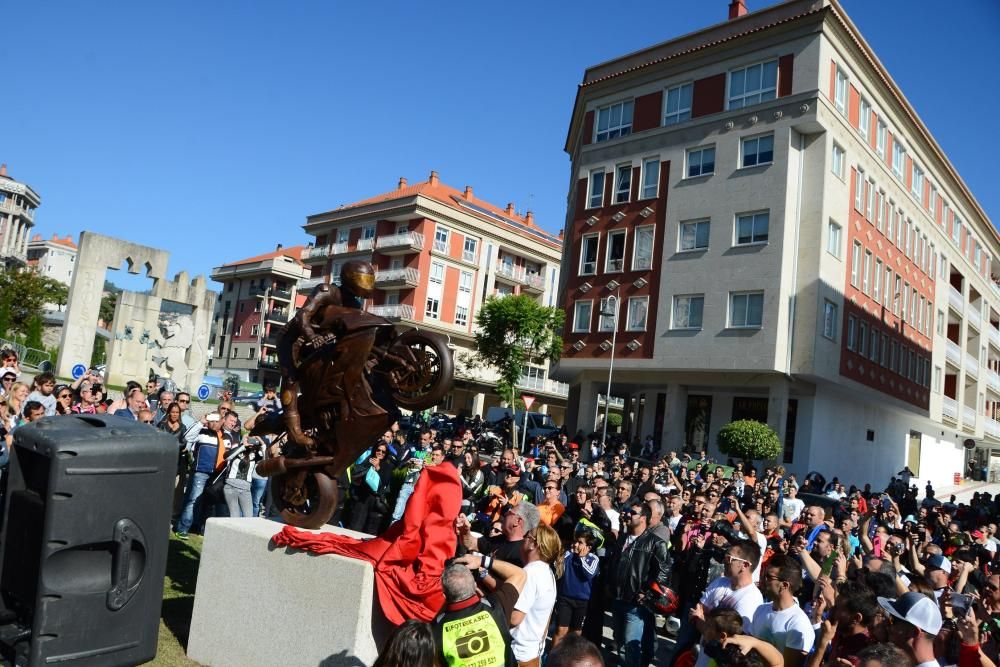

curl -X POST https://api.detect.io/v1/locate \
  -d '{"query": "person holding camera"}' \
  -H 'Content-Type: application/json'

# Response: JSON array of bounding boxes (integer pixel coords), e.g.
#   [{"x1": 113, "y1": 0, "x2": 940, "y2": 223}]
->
[{"x1": 433, "y1": 554, "x2": 527, "y2": 667}]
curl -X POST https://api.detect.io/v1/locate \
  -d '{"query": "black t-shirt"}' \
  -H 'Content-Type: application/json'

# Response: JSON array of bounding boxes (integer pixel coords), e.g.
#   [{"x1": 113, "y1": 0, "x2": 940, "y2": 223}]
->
[{"x1": 477, "y1": 536, "x2": 524, "y2": 566}]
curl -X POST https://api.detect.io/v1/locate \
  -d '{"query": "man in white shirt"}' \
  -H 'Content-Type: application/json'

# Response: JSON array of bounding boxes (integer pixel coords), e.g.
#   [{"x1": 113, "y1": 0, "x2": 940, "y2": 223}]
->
[
  {"x1": 689, "y1": 540, "x2": 764, "y2": 667},
  {"x1": 751, "y1": 554, "x2": 815, "y2": 667},
  {"x1": 780, "y1": 485, "x2": 805, "y2": 527}
]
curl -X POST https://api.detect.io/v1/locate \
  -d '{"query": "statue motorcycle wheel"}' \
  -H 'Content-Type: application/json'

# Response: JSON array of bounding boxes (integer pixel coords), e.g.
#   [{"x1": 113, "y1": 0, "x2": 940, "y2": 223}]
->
[{"x1": 252, "y1": 304, "x2": 454, "y2": 529}]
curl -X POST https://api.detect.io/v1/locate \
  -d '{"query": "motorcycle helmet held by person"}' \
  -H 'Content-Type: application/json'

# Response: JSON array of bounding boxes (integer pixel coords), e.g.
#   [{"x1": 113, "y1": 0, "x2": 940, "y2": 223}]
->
[{"x1": 339, "y1": 260, "x2": 376, "y2": 307}]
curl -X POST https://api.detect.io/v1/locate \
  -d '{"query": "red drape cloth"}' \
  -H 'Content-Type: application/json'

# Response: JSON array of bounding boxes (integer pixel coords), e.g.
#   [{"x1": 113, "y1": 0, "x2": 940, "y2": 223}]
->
[{"x1": 272, "y1": 462, "x2": 463, "y2": 625}]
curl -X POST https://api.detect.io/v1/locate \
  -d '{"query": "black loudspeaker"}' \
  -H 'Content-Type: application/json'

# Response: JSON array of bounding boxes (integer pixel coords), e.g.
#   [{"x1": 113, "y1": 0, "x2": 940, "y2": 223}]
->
[{"x1": 0, "y1": 415, "x2": 175, "y2": 666}]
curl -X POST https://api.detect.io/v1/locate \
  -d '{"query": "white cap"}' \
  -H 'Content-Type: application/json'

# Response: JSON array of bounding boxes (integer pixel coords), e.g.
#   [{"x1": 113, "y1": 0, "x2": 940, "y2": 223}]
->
[{"x1": 205, "y1": 413, "x2": 222, "y2": 422}]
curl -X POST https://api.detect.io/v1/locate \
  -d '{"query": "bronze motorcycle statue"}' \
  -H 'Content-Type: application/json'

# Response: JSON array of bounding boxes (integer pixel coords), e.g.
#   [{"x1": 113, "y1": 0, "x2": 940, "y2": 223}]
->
[{"x1": 252, "y1": 260, "x2": 453, "y2": 528}]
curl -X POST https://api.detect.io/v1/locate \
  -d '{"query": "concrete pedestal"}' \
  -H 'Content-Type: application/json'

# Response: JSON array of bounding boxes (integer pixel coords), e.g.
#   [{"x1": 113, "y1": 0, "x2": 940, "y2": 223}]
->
[{"x1": 187, "y1": 518, "x2": 386, "y2": 666}]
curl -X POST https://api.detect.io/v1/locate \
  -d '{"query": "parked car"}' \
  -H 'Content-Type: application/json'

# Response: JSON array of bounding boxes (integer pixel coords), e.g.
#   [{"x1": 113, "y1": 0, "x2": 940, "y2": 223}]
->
[
  {"x1": 234, "y1": 391, "x2": 264, "y2": 406},
  {"x1": 485, "y1": 407, "x2": 561, "y2": 443}
]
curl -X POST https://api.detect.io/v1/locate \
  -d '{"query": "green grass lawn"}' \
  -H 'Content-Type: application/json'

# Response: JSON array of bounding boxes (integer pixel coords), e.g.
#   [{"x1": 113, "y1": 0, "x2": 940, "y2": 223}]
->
[{"x1": 152, "y1": 534, "x2": 205, "y2": 666}]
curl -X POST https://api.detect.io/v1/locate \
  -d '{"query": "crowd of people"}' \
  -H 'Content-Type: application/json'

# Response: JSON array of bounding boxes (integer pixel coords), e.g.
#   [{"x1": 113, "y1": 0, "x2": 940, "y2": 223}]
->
[{"x1": 9, "y1": 345, "x2": 1000, "y2": 666}]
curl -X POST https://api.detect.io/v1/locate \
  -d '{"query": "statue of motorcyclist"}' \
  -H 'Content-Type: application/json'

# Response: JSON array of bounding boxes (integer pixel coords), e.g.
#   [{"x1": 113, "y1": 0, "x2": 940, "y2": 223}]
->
[{"x1": 277, "y1": 259, "x2": 386, "y2": 449}]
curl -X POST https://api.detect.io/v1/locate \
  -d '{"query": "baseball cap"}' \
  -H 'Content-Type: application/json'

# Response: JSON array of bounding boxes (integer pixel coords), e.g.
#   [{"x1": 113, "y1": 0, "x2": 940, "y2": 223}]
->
[
  {"x1": 568, "y1": 442, "x2": 579, "y2": 450},
  {"x1": 877, "y1": 592, "x2": 942, "y2": 635},
  {"x1": 506, "y1": 465, "x2": 521, "y2": 477},
  {"x1": 923, "y1": 554, "x2": 952, "y2": 575},
  {"x1": 972, "y1": 530, "x2": 985, "y2": 540}
]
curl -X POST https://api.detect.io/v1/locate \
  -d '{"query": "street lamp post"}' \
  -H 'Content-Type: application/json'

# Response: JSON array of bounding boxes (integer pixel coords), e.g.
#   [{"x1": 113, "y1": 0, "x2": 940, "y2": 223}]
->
[{"x1": 600, "y1": 291, "x2": 620, "y2": 448}]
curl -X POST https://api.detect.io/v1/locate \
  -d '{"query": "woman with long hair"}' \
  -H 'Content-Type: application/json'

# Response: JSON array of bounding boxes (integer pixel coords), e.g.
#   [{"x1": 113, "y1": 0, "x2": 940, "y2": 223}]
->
[
  {"x1": 459, "y1": 450, "x2": 485, "y2": 513},
  {"x1": 372, "y1": 619, "x2": 438, "y2": 667},
  {"x1": 511, "y1": 521, "x2": 561, "y2": 667},
  {"x1": 6, "y1": 381, "x2": 28, "y2": 427}
]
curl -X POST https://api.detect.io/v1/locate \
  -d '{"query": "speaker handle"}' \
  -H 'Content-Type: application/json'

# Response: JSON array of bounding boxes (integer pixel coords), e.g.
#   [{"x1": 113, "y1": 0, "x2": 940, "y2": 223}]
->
[{"x1": 107, "y1": 518, "x2": 143, "y2": 611}]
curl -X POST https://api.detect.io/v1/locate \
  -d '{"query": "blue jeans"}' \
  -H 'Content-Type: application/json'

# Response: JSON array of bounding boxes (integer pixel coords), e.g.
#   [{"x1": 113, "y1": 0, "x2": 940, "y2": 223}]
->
[
  {"x1": 251, "y1": 476, "x2": 267, "y2": 518},
  {"x1": 614, "y1": 600, "x2": 655, "y2": 667},
  {"x1": 391, "y1": 478, "x2": 417, "y2": 522},
  {"x1": 176, "y1": 471, "x2": 210, "y2": 535}
]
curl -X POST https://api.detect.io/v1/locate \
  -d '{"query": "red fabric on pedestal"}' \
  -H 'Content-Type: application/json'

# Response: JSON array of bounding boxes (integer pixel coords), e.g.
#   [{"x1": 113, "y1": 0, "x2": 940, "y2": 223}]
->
[{"x1": 272, "y1": 462, "x2": 462, "y2": 625}]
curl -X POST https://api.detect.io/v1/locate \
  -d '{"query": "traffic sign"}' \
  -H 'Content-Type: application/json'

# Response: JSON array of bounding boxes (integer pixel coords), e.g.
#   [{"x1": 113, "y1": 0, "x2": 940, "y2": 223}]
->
[
  {"x1": 197, "y1": 384, "x2": 211, "y2": 401},
  {"x1": 522, "y1": 394, "x2": 535, "y2": 411},
  {"x1": 71, "y1": 364, "x2": 87, "y2": 380}
]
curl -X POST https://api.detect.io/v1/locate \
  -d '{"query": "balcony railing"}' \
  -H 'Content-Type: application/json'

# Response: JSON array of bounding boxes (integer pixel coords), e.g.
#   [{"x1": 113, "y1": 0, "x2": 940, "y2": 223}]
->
[
  {"x1": 308, "y1": 245, "x2": 330, "y2": 259},
  {"x1": 374, "y1": 267, "x2": 420, "y2": 286},
  {"x1": 357, "y1": 237, "x2": 375, "y2": 251},
  {"x1": 969, "y1": 304, "x2": 983, "y2": 331},
  {"x1": 272, "y1": 286, "x2": 292, "y2": 300},
  {"x1": 368, "y1": 304, "x2": 415, "y2": 320},
  {"x1": 259, "y1": 358, "x2": 280, "y2": 370},
  {"x1": 517, "y1": 377, "x2": 570, "y2": 397},
  {"x1": 990, "y1": 326, "x2": 1000, "y2": 350},
  {"x1": 266, "y1": 309, "x2": 289, "y2": 323},
  {"x1": 963, "y1": 405, "x2": 978, "y2": 428},
  {"x1": 376, "y1": 232, "x2": 424, "y2": 253},
  {"x1": 433, "y1": 240, "x2": 449, "y2": 253},
  {"x1": 462, "y1": 250, "x2": 477, "y2": 263},
  {"x1": 262, "y1": 331, "x2": 282, "y2": 346},
  {"x1": 523, "y1": 272, "x2": 545, "y2": 291},
  {"x1": 942, "y1": 396, "x2": 959, "y2": 420},
  {"x1": 0, "y1": 199, "x2": 33, "y2": 221},
  {"x1": 946, "y1": 339, "x2": 962, "y2": 366},
  {"x1": 949, "y1": 285, "x2": 964, "y2": 312},
  {"x1": 987, "y1": 416, "x2": 1000, "y2": 440},
  {"x1": 965, "y1": 352, "x2": 980, "y2": 379},
  {"x1": 989, "y1": 368, "x2": 1000, "y2": 394}
]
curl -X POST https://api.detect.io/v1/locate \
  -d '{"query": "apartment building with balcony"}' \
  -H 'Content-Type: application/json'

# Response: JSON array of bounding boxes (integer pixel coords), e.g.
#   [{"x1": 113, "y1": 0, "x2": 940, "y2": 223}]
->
[
  {"x1": 0, "y1": 164, "x2": 40, "y2": 271},
  {"x1": 302, "y1": 171, "x2": 567, "y2": 422},
  {"x1": 555, "y1": 0, "x2": 996, "y2": 487},
  {"x1": 209, "y1": 244, "x2": 309, "y2": 385},
  {"x1": 27, "y1": 234, "x2": 78, "y2": 287}
]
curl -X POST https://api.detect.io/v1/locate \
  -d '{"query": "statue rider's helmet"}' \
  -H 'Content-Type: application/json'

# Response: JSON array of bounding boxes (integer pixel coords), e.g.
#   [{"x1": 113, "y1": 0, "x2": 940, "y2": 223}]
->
[{"x1": 339, "y1": 260, "x2": 376, "y2": 306}]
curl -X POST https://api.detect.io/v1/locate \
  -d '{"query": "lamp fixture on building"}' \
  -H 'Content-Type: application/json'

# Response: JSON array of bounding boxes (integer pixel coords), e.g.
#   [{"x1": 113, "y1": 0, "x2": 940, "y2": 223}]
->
[
  {"x1": 639, "y1": 206, "x2": 654, "y2": 218},
  {"x1": 586, "y1": 215, "x2": 599, "y2": 227},
  {"x1": 612, "y1": 211, "x2": 626, "y2": 222},
  {"x1": 626, "y1": 339, "x2": 642, "y2": 351}
]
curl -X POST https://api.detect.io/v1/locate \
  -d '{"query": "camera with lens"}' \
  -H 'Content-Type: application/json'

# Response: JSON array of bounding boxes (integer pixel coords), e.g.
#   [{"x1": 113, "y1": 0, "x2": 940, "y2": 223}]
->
[
  {"x1": 712, "y1": 520, "x2": 742, "y2": 545},
  {"x1": 454, "y1": 629, "x2": 491, "y2": 658}
]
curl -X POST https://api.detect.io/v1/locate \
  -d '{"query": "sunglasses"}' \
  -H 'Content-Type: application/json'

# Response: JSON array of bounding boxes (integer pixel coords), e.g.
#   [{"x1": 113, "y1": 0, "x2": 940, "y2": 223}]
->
[
  {"x1": 545, "y1": 486, "x2": 559, "y2": 491},
  {"x1": 141, "y1": 420, "x2": 154, "y2": 424},
  {"x1": 1, "y1": 378, "x2": 13, "y2": 383},
  {"x1": 178, "y1": 399, "x2": 190, "y2": 404},
  {"x1": 58, "y1": 394, "x2": 72, "y2": 399}
]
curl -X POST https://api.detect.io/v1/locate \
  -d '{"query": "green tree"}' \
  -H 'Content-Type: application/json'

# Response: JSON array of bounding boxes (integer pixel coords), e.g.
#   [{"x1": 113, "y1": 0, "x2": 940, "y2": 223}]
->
[
  {"x1": 469, "y1": 294, "x2": 564, "y2": 408},
  {"x1": 0, "y1": 270, "x2": 68, "y2": 333},
  {"x1": 717, "y1": 419, "x2": 782, "y2": 461},
  {"x1": 0, "y1": 298, "x2": 10, "y2": 340},
  {"x1": 24, "y1": 314, "x2": 43, "y2": 349},
  {"x1": 91, "y1": 336, "x2": 107, "y2": 366},
  {"x1": 606, "y1": 413, "x2": 623, "y2": 431},
  {"x1": 99, "y1": 293, "x2": 117, "y2": 328}
]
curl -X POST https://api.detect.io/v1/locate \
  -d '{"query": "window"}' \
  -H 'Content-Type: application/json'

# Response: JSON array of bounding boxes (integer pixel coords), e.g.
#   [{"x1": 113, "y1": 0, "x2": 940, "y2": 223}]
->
[
  {"x1": 831, "y1": 143, "x2": 845, "y2": 179},
  {"x1": 912, "y1": 164, "x2": 924, "y2": 200},
  {"x1": 933, "y1": 366, "x2": 942, "y2": 393},
  {"x1": 434, "y1": 227, "x2": 450, "y2": 253},
  {"x1": 851, "y1": 242, "x2": 861, "y2": 287},
  {"x1": 827, "y1": 221, "x2": 842, "y2": 258},
  {"x1": 741, "y1": 134, "x2": 774, "y2": 168},
  {"x1": 874, "y1": 259, "x2": 883, "y2": 303},
  {"x1": 614, "y1": 164, "x2": 632, "y2": 204},
  {"x1": 605, "y1": 230, "x2": 626, "y2": 272},
  {"x1": 362, "y1": 225, "x2": 376, "y2": 240},
  {"x1": 430, "y1": 261, "x2": 444, "y2": 283},
  {"x1": 952, "y1": 216, "x2": 962, "y2": 245},
  {"x1": 680, "y1": 219, "x2": 710, "y2": 251},
  {"x1": 858, "y1": 322, "x2": 867, "y2": 356},
  {"x1": 231, "y1": 346, "x2": 239, "y2": 359},
  {"x1": 892, "y1": 141, "x2": 906, "y2": 180},
  {"x1": 626, "y1": 297, "x2": 649, "y2": 331},
  {"x1": 248, "y1": 347, "x2": 256, "y2": 360},
  {"x1": 729, "y1": 60, "x2": 778, "y2": 109},
  {"x1": 901, "y1": 282, "x2": 910, "y2": 322},
  {"x1": 862, "y1": 250, "x2": 872, "y2": 295},
  {"x1": 869, "y1": 328, "x2": 879, "y2": 362},
  {"x1": 876, "y1": 190, "x2": 885, "y2": 230},
  {"x1": 573, "y1": 301, "x2": 592, "y2": 332},
  {"x1": 939, "y1": 254, "x2": 948, "y2": 280},
  {"x1": 459, "y1": 271, "x2": 473, "y2": 293},
  {"x1": 595, "y1": 100, "x2": 633, "y2": 142},
  {"x1": 454, "y1": 305, "x2": 468, "y2": 327},
  {"x1": 834, "y1": 67, "x2": 848, "y2": 114},
  {"x1": 729, "y1": 291, "x2": 764, "y2": 328},
  {"x1": 735, "y1": 211, "x2": 769, "y2": 246},
  {"x1": 876, "y1": 120, "x2": 887, "y2": 159},
  {"x1": 254, "y1": 301, "x2": 261, "y2": 313},
  {"x1": 866, "y1": 178, "x2": 875, "y2": 221},
  {"x1": 663, "y1": 83, "x2": 693, "y2": 125},
  {"x1": 462, "y1": 237, "x2": 478, "y2": 263},
  {"x1": 250, "y1": 325, "x2": 259, "y2": 336},
  {"x1": 598, "y1": 298, "x2": 617, "y2": 332},
  {"x1": 847, "y1": 315, "x2": 857, "y2": 350},
  {"x1": 929, "y1": 186, "x2": 937, "y2": 216},
  {"x1": 893, "y1": 275, "x2": 902, "y2": 316},
  {"x1": 859, "y1": 97, "x2": 872, "y2": 140},
  {"x1": 673, "y1": 295, "x2": 704, "y2": 329},
  {"x1": 822, "y1": 300, "x2": 838, "y2": 340},
  {"x1": 588, "y1": 169, "x2": 605, "y2": 209},
  {"x1": 632, "y1": 225, "x2": 654, "y2": 270},
  {"x1": 580, "y1": 234, "x2": 599, "y2": 275},
  {"x1": 687, "y1": 146, "x2": 716, "y2": 178},
  {"x1": 854, "y1": 168, "x2": 865, "y2": 212},
  {"x1": 641, "y1": 158, "x2": 660, "y2": 199},
  {"x1": 880, "y1": 334, "x2": 888, "y2": 367},
  {"x1": 904, "y1": 219, "x2": 912, "y2": 258},
  {"x1": 425, "y1": 297, "x2": 440, "y2": 319}
]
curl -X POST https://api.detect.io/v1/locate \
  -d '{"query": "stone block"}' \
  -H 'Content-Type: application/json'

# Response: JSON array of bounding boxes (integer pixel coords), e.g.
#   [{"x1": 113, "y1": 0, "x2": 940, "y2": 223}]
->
[{"x1": 187, "y1": 518, "x2": 386, "y2": 666}]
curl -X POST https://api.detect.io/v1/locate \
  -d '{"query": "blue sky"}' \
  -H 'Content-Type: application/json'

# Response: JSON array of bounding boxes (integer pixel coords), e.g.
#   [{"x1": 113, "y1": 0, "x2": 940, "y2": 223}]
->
[{"x1": 5, "y1": 1, "x2": 998, "y2": 291}]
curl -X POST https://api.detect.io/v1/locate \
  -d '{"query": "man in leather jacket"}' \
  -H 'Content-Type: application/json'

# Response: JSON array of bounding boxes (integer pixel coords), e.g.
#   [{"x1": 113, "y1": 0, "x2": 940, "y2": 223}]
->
[{"x1": 609, "y1": 501, "x2": 672, "y2": 667}]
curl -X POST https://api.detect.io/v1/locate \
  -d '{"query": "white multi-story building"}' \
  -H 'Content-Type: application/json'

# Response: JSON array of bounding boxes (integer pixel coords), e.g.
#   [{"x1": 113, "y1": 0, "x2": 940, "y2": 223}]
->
[
  {"x1": 0, "y1": 164, "x2": 40, "y2": 271},
  {"x1": 555, "y1": 0, "x2": 996, "y2": 487},
  {"x1": 27, "y1": 234, "x2": 78, "y2": 286}
]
